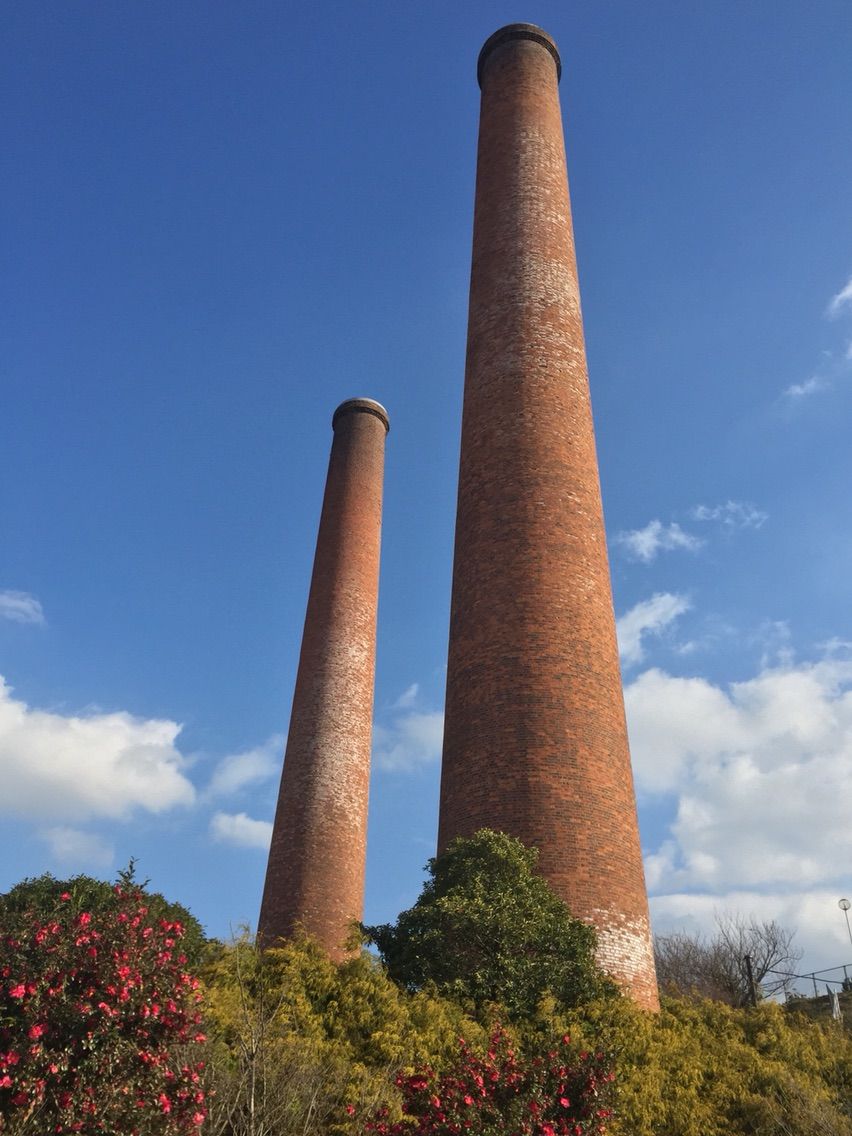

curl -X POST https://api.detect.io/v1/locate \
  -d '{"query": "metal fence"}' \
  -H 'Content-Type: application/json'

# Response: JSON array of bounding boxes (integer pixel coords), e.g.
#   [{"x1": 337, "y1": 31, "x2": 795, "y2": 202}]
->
[{"x1": 765, "y1": 962, "x2": 852, "y2": 1000}]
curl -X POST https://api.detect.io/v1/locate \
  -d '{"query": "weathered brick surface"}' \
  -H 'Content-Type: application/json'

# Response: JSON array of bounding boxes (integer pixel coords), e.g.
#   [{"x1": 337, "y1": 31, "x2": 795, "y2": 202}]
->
[
  {"x1": 438, "y1": 25, "x2": 658, "y2": 1010},
  {"x1": 258, "y1": 399, "x2": 388, "y2": 960}
]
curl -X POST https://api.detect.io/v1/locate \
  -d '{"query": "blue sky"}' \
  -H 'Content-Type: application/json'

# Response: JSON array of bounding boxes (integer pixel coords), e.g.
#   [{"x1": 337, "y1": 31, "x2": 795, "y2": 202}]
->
[{"x1": 3, "y1": 1, "x2": 852, "y2": 984}]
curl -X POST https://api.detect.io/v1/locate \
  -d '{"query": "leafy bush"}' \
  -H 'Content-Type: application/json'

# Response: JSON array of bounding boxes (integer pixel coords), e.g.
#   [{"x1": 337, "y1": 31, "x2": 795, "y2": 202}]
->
[
  {"x1": 200, "y1": 934, "x2": 483, "y2": 1136},
  {"x1": 0, "y1": 877, "x2": 206, "y2": 1134},
  {"x1": 551, "y1": 994, "x2": 852, "y2": 1136},
  {"x1": 363, "y1": 831, "x2": 612, "y2": 1020}
]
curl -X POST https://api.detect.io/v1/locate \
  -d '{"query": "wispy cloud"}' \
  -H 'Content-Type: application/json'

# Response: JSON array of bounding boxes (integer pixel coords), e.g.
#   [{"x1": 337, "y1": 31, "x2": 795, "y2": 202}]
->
[
  {"x1": 206, "y1": 736, "x2": 282, "y2": 799},
  {"x1": 373, "y1": 683, "x2": 444, "y2": 772},
  {"x1": 40, "y1": 826, "x2": 114, "y2": 870},
  {"x1": 780, "y1": 277, "x2": 852, "y2": 404},
  {"x1": 0, "y1": 590, "x2": 45, "y2": 626},
  {"x1": 615, "y1": 521, "x2": 702, "y2": 563},
  {"x1": 393, "y1": 683, "x2": 419, "y2": 710},
  {"x1": 374, "y1": 711, "x2": 444, "y2": 772},
  {"x1": 692, "y1": 500, "x2": 768, "y2": 530},
  {"x1": 616, "y1": 593, "x2": 690, "y2": 667},
  {"x1": 0, "y1": 675, "x2": 195, "y2": 821},
  {"x1": 827, "y1": 276, "x2": 852, "y2": 318},
  {"x1": 783, "y1": 375, "x2": 828, "y2": 401},
  {"x1": 210, "y1": 811, "x2": 272, "y2": 850}
]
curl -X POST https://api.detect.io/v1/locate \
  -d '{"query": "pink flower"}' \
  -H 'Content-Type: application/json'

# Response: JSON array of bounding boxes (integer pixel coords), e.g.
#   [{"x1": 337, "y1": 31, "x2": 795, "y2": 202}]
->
[
  {"x1": 192, "y1": 1112, "x2": 206, "y2": 1126},
  {"x1": 0, "y1": 1075, "x2": 12, "y2": 1089},
  {"x1": 77, "y1": 912, "x2": 92, "y2": 927},
  {"x1": 60, "y1": 892, "x2": 71, "y2": 901},
  {"x1": 158, "y1": 1092, "x2": 172, "y2": 1114},
  {"x1": 28, "y1": 1023, "x2": 47, "y2": 1039}
]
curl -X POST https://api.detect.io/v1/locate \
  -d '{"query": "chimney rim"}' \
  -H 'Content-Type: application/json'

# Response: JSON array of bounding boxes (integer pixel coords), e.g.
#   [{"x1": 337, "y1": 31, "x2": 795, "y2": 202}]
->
[
  {"x1": 332, "y1": 397, "x2": 390, "y2": 434},
  {"x1": 477, "y1": 23, "x2": 561, "y2": 88}
]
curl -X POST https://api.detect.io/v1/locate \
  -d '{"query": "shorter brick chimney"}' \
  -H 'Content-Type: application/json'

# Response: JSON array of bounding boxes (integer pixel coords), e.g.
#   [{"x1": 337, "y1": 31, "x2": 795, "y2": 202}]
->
[{"x1": 258, "y1": 398, "x2": 389, "y2": 958}]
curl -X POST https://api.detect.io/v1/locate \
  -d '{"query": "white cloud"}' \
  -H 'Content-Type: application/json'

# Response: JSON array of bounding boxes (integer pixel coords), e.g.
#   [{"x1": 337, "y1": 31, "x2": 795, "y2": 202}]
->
[
  {"x1": 206, "y1": 736, "x2": 282, "y2": 799},
  {"x1": 827, "y1": 276, "x2": 852, "y2": 318},
  {"x1": 210, "y1": 810, "x2": 272, "y2": 850},
  {"x1": 372, "y1": 683, "x2": 445, "y2": 773},
  {"x1": 615, "y1": 520, "x2": 702, "y2": 563},
  {"x1": 373, "y1": 710, "x2": 444, "y2": 772},
  {"x1": 649, "y1": 890, "x2": 852, "y2": 982},
  {"x1": 692, "y1": 501, "x2": 768, "y2": 530},
  {"x1": 0, "y1": 675, "x2": 195, "y2": 821},
  {"x1": 393, "y1": 683, "x2": 420, "y2": 710},
  {"x1": 0, "y1": 590, "x2": 45, "y2": 626},
  {"x1": 39, "y1": 826, "x2": 114, "y2": 870},
  {"x1": 627, "y1": 652, "x2": 852, "y2": 899},
  {"x1": 783, "y1": 375, "x2": 828, "y2": 400},
  {"x1": 616, "y1": 593, "x2": 691, "y2": 667}
]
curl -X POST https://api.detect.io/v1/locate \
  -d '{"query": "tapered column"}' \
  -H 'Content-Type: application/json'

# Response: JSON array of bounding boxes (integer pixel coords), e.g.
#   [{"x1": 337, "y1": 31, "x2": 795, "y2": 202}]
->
[
  {"x1": 259, "y1": 398, "x2": 389, "y2": 959},
  {"x1": 438, "y1": 25, "x2": 658, "y2": 1009}
]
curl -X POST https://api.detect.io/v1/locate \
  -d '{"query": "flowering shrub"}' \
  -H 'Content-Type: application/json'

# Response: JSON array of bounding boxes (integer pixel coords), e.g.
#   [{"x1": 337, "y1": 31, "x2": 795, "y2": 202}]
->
[
  {"x1": 363, "y1": 1026, "x2": 614, "y2": 1136},
  {"x1": 0, "y1": 882, "x2": 206, "y2": 1134}
]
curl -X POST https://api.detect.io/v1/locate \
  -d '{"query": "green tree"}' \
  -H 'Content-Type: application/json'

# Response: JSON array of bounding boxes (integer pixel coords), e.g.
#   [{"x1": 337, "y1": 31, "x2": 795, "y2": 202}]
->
[{"x1": 362, "y1": 830, "x2": 613, "y2": 1019}]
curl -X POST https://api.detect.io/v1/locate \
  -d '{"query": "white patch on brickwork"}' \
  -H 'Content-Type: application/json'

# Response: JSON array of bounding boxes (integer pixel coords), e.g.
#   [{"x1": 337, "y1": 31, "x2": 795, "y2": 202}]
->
[
  {"x1": 591, "y1": 906, "x2": 657, "y2": 993},
  {"x1": 301, "y1": 629, "x2": 375, "y2": 825}
]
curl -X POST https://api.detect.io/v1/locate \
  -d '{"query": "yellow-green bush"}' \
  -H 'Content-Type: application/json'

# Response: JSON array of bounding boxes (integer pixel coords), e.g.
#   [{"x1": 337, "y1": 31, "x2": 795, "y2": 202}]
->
[
  {"x1": 200, "y1": 935, "x2": 483, "y2": 1136},
  {"x1": 200, "y1": 937, "x2": 852, "y2": 1136},
  {"x1": 550, "y1": 995, "x2": 852, "y2": 1136}
]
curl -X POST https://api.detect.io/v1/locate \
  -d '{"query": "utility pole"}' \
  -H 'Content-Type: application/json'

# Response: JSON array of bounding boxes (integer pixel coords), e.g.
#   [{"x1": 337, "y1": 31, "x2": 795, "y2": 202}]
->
[{"x1": 743, "y1": 954, "x2": 759, "y2": 1007}]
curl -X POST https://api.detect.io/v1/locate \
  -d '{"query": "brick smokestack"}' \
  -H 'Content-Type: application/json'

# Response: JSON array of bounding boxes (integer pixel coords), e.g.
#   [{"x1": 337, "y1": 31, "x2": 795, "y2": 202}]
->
[
  {"x1": 259, "y1": 398, "x2": 389, "y2": 959},
  {"x1": 438, "y1": 25, "x2": 658, "y2": 1009}
]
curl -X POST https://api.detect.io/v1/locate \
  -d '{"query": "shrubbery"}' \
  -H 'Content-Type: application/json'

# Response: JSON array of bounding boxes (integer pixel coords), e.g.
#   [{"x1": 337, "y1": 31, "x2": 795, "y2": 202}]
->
[
  {"x1": 4, "y1": 840, "x2": 852, "y2": 1136},
  {"x1": 0, "y1": 874, "x2": 206, "y2": 1134},
  {"x1": 200, "y1": 933, "x2": 483, "y2": 1136},
  {"x1": 363, "y1": 1026, "x2": 614, "y2": 1136},
  {"x1": 363, "y1": 831, "x2": 612, "y2": 1019}
]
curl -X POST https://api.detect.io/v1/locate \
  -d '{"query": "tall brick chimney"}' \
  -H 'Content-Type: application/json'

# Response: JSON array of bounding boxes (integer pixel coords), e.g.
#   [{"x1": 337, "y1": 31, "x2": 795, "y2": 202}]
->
[
  {"x1": 438, "y1": 25, "x2": 658, "y2": 1009},
  {"x1": 258, "y1": 398, "x2": 389, "y2": 959}
]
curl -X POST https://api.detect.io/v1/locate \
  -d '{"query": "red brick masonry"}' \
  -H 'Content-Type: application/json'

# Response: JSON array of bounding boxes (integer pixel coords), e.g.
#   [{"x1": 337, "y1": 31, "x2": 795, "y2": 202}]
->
[
  {"x1": 259, "y1": 398, "x2": 389, "y2": 960},
  {"x1": 438, "y1": 25, "x2": 658, "y2": 1010}
]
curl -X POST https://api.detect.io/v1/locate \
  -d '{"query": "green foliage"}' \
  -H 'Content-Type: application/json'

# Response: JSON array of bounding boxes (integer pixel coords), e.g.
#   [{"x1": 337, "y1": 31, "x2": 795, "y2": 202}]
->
[
  {"x1": 7, "y1": 862, "x2": 852, "y2": 1136},
  {"x1": 362, "y1": 830, "x2": 612, "y2": 1019},
  {"x1": 0, "y1": 863, "x2": 208, "y2": 969},
  {"x1": 200, "y1": 934, "x2": 483, "y2": 1136},
  {"x1": 549, "y1": 994, "x2": 852, "y2": 1136}
]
